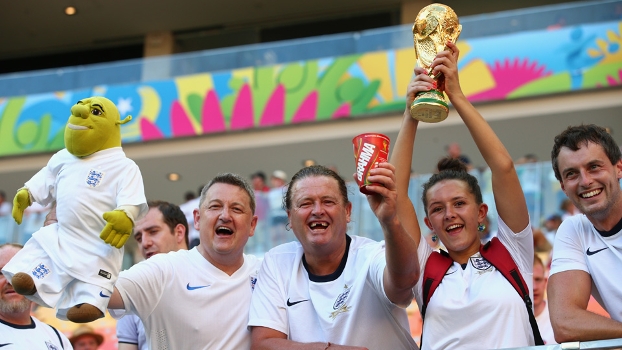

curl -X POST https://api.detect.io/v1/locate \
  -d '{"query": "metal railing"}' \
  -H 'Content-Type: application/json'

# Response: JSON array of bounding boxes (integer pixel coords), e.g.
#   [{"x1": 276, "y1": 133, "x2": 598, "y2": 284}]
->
[{"x1": 504, "y1": 337, "x2": 622, "y2": 349}]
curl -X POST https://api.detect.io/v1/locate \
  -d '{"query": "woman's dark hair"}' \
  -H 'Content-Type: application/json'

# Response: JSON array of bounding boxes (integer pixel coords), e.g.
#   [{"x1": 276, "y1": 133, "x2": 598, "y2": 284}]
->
[
  {"x1": 284, "y1": 165, "x2": 349, "y2": 210},
  {"x1": 551, "y1": 124, "x2": 621, "y2": 182},
  {"x1": 421, "y1": 157, "x2": 483, "y2": 215}
]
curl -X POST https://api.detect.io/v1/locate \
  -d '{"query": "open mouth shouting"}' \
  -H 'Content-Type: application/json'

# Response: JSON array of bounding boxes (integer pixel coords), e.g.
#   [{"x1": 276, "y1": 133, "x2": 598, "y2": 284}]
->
[
  {"x1": 215, "y1": 226, "x2": 234, "y2": 236},
  {"x1": 309, "y1": 221, "x2": 329, "y2": 232}
]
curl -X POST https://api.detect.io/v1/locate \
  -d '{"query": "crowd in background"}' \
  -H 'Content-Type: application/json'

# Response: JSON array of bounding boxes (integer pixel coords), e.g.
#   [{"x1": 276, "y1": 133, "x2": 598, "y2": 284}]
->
[{"x1": 0, "y1": 151, "x2": 591, "y2": 262}]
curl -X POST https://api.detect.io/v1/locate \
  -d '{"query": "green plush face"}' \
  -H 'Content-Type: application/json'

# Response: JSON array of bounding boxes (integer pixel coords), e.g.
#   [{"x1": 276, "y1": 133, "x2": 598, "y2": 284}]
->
[{"x1": 65, "y1": 97, "x2": 122, "y2": 157}]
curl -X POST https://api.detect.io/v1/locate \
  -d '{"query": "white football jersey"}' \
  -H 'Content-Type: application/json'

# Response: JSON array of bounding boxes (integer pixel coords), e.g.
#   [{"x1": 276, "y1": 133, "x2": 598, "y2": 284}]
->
[
  {"x1": 249, "y1": 235, "x2": 417, "y2": 349},
  {"x1": 550, "y1": 214, "x2": 622, "y2": 322},
  {"x1": 414, "y1": 216, "x2": 535, "y2": 350},
  {"x1": 113, "y1": 248, "x2": 261, "y2": 350}
]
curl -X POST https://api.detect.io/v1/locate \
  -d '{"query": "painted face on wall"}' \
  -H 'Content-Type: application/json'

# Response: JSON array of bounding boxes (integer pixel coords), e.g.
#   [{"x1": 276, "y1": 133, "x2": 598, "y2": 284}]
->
[{"x1": 65, "y1": 96, "x2": 123, "y2": 157}]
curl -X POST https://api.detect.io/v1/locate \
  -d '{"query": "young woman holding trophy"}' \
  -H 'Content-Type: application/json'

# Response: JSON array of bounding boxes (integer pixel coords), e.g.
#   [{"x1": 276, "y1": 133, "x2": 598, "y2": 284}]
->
[{"x1": 391, "y1": 4, "x2": 539, "y2": 349}]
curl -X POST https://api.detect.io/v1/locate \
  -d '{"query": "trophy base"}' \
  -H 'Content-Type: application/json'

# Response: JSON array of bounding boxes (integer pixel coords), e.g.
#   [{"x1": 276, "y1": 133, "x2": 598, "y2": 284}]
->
[{"x1": 409, "y1": 90, "x2": 449, "y2": 123}]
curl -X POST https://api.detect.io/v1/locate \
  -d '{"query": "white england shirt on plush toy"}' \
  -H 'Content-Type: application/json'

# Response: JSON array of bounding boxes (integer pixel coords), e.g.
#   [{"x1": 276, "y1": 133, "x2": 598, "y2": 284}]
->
[{"x1": 2, "y1": 96, "x2": 147, "y2": 323}]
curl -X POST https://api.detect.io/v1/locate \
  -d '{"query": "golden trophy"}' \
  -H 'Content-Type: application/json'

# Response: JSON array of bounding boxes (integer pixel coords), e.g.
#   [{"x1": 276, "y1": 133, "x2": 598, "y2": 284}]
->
[{"x1": 410, "y1": 3, "x2": 462, "y2": 123}]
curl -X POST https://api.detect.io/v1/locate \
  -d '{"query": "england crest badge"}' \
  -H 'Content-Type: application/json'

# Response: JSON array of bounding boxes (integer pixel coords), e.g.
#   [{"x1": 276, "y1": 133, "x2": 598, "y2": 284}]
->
[
  {"x1": 86, "y1": 169, "x2": 105, "y2": 187},
  {"x1": 250, "y1": 276, "x2": 257, "y2": 291},
  {"x1": 470, "y1": 256, "x2": 492, "y2": 271}
]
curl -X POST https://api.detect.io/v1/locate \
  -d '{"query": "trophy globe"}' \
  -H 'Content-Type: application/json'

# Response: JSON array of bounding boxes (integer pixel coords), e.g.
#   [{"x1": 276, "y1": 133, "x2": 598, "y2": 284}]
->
[{"x1": 410, "y1": 3, "x2": 462, "y2": 123}]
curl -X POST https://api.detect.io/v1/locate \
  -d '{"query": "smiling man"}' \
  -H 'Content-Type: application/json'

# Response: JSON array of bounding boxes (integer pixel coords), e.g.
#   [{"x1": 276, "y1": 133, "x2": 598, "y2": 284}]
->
[
  {"x1": 548, "y1": 124, "x2": 622, "y2": 342},
  {"x1": 0, "y1": 244, "x2": 72, "y2": 349},
  {"x1": 107, "y1": 173, "x2": 261, "y2": 350},
  {"x1": 248, "y1": 165, "x2": 419, "y2": 349}
]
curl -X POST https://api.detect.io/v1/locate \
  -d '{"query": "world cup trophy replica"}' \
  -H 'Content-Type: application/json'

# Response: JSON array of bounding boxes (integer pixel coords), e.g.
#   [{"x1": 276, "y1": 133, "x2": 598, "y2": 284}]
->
[{"x1": 410, "y1": 3, "x2": 462, "y2": 123}]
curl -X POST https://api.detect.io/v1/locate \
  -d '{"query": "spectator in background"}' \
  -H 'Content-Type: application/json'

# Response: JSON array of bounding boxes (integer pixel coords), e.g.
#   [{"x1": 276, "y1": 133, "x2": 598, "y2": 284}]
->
[
  {"x1": 326, "y1": 164, "x2": 339, "y2": 175},
  {"x1": 533, "y1": 255, "x2": 557, "y2": 345},
  {"x1": 543, "y1": 214, "x2": 562, "y2": 246},
  {"x1": 559, "y1": 198, "x2": 579, "y2": 221},
  {"x1": 445, "y1": 142, "x2": 473, "y2": 171},
  {"x1": 270, "y1": 170, "x2": 287, "y2": 189},
  {"x1": 0, "y1": 243, "x2": 72, "y2": 349},
  {"x1": 70, "y1": 325, "x2": 104, "y2": 350},
  {"x1": 250, "y1": 172, "x2": 270, "y2": 254},
  {"x1": 179, "y1": 185, "x2": 202, "y2": 249},
  {"x1": 183, "y1": 191, "x2": 196, "y2": 202},
  {"x1": 117, "y1": 200, "x2": 189, "y2": 350},
  {"x1": 515, "y1": 153, "x2": 539, "y2": 164},
  {"x1": 533, "y1": 226, "x2": 552, "y2": 253},
  {"x1": 0, "y1": 190, "x2": 11, "y2": 216},
  {"x1": 268, "y1": 170, "x2": 289, "y2": 245},
  {"x1": 478, "y1": 215, "x2": 496, "y2": 244},
  {"x1": 250, "y1": 171, "x2": 270, "y2": 193},
  {"x1": 515, "y1": 154, "x2": 540, "y2": 218}
]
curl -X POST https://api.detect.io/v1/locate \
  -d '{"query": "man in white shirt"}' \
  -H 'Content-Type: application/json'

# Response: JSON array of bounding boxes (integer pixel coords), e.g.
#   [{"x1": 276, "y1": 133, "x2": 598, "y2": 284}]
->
[
  {"x1": 108, "y1": 173, "x2": 262, "y2": 350},
  {"x1": 249, "y1": 165, "x2": 419, "y2": 349},
  {"x1": 0, "y1": 243, "x2": 72, "y2": 349},
  {"x1": 116, "y1": 200, "x2": 189, "y2": 350},
  {"x1": 548, "y1": 124, "x2": 622, "y2": 342}
]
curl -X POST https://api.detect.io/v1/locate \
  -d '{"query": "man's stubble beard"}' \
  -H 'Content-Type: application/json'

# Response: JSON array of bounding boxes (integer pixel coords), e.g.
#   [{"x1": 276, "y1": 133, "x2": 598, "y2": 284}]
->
[{"x1": 0, "y1": 297, "x2": 31, "y2": 314}]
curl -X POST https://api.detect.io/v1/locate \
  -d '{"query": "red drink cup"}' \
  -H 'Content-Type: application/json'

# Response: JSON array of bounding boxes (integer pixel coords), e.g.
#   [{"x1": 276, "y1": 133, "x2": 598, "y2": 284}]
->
[{"x1": 352, "y1": 133, "x2": 390, "y2": 195}]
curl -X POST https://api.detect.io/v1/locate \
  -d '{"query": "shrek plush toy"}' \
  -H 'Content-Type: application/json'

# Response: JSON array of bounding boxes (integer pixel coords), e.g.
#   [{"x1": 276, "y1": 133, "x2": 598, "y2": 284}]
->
[{"x1": 2, "y1": 97, "x2": 147, "y2": 323}]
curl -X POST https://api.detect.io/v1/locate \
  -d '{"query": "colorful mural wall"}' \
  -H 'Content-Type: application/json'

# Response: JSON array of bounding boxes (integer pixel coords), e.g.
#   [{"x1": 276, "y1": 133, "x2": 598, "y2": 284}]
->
[{"x1": 1, "y1": 20, "x2": 621, "y2": 157}]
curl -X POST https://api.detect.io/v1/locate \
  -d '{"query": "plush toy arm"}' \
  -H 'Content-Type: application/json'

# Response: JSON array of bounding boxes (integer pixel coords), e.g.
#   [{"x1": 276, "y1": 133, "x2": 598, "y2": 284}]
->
[
  {"x1": 100, "y1": 209, "x2": 134, "y2": 249},
  {"x1": 12, "y1": 188, "x2": 32, "y2": 225}
]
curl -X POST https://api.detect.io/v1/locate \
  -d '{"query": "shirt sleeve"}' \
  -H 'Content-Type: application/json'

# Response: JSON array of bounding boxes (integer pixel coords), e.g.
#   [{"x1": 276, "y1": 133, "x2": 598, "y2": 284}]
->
[
  {"x1": 366, "y1": 241, "x2": 412, "y2": 308},
  {"x1": 413, "y1": 233, "x2": 434, "y2": 305},
  {"x1": 0, "y1": 202, "x2": 11, "y2": 216},
  {"x1": 115, "y1": 160, "x2": 148, "y2": 221},
  {"x1": 25, "y1": 151, "x2": 67, "y2": 206},
  {"x1": 549, "y1": 217, "x2": 588, "y2": 276},
  {"x1": 496, "y1": 215, "x2": 534, "y2": 274},
  {"x1": 247, "y1": 251, "x2": 289, "y2": 334},
  {"x1": 116, "y1": 314, "x2": 139, "y2": 344},
  {"x1": 111, "y1": 255, "x2": 170, "y2": 320}
]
